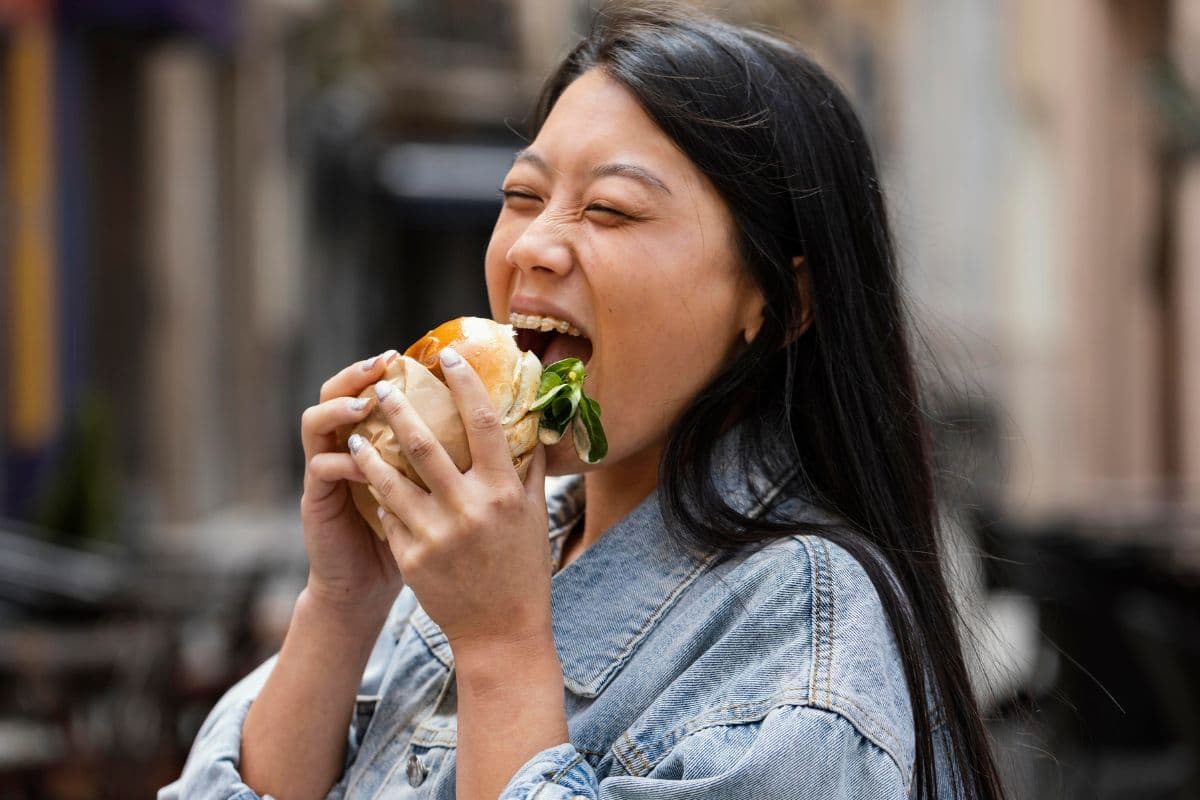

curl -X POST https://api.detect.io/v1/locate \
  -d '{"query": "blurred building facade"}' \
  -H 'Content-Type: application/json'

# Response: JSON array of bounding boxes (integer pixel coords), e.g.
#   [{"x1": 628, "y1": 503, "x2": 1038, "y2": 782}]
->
[
  {"x1": 0, "y1": 0, "x2": 1199, "y2": 796},
  {"x1": 4, "y1": 0, "x2": 1195, "y2": 552}
]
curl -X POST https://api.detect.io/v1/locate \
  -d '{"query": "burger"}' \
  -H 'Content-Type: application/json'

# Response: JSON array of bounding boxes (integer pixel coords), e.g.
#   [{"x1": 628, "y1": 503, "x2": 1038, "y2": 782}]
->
[{"x1": 337, "y1": 316, "x2": 605, "y2": 539}]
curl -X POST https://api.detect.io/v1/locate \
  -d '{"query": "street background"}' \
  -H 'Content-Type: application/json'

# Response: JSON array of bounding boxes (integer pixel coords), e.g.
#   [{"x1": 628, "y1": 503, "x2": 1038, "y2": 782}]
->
[{"x1": 1, "y1": 0, "x2": 1198, "y2": 797}]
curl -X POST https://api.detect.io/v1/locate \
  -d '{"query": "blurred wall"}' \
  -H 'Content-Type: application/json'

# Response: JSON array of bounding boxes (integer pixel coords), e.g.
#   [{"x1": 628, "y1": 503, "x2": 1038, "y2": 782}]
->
[{"x1": 0, "y1": 0, "x2": 1196, "y2": 556}]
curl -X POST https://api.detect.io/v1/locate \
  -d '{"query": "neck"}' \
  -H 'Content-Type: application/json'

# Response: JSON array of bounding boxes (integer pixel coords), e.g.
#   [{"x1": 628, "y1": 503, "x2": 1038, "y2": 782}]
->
[{"x1": 580, "y1": 441, "x2": 662, "y2": 550}]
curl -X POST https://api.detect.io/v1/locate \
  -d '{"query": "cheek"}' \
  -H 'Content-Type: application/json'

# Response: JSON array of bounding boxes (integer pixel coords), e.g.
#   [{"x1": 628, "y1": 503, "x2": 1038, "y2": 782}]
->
[
  {"x1": 589, "y1": 270, "x2": 741, "y2": 453},
  {"x1": 484, "y1": 228, "x2": 513, "y2": 315}
]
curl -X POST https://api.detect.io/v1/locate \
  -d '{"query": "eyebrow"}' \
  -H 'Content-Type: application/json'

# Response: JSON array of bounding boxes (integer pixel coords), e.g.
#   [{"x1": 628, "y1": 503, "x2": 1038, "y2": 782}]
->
[{"x1": 512, "y1": 148, "x2": 672, "y2": 196}]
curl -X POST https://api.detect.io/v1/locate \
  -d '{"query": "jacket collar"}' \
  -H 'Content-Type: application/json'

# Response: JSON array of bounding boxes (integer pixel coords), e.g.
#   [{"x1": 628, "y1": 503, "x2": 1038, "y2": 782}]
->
[{"x1": 547, "y1": 423, "x2": 802, "y2": 698}]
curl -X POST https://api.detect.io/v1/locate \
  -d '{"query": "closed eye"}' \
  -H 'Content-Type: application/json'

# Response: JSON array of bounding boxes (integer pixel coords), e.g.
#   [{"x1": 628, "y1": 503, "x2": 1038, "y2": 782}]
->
[
  {"x1": 499, "y1": 188, "x2": 541, "y2": 203},
  {"x1": 586, "y1": 204, "x2": 630, "y2": 218}
]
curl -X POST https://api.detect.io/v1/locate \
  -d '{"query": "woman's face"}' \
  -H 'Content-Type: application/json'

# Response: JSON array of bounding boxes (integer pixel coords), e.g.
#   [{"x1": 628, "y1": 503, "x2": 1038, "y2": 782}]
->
[{"x1": 486, "y1": 69, "x2": 763, "y2": 476}]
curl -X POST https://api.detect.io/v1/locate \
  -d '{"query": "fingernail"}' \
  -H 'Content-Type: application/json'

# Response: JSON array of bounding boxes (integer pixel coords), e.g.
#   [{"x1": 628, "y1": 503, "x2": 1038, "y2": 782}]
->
[
  {"x1": 347, "y1": 433, "x2": 365, "y2": 454},
  {"x1": 362, "y1": 350, "x2": 397, "y2": 371},
  {"x1": 376, "y1": 505, "x2": 387, "y2": 520},
  {"x1": 349, "y1": 396, "x2": 369, "y2": 412},
  {"x1": 374, "y1": 380, "x2": 394, "y2": 400},
  {"x1": 440, "y1": 347, "x2": 462, "y2": 368}
]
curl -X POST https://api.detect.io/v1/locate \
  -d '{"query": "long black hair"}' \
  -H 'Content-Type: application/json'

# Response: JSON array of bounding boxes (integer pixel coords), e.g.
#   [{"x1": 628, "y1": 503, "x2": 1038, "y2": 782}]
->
[{"x1": 531, "y1": 4, "x2": 1006, "y2": 799}]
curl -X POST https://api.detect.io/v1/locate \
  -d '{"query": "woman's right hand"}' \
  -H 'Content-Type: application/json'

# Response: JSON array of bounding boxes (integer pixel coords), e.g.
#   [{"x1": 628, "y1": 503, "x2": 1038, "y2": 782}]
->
[{"x1": 299, "y1": 350, "x2": 404, "y2": 621}]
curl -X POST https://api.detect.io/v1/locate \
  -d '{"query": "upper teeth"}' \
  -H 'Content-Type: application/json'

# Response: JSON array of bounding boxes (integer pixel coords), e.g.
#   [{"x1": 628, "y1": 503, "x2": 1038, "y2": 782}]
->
[{"x1": 509, "y1": 312, "x2": 582, "y2": 337}]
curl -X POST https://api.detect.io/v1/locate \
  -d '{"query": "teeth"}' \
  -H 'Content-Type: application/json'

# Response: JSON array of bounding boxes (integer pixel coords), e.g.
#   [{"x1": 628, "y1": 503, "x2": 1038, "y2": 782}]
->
[{"x1": 509, "y1": 312, "x2": 583, "y2": 338}]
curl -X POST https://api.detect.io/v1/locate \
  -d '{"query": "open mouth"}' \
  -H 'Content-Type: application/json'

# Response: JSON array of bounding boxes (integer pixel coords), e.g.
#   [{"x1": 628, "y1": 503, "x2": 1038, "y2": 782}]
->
[{"x1": 510, "y1": 313, "x2": 594, "y2": 367}]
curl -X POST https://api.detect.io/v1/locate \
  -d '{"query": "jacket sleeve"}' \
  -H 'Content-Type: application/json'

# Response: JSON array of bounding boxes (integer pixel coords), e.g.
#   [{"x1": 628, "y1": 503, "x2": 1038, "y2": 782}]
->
[
  {"x1": 158, "y1": 656, "x2": 279, "y2": 800},
  {"x1": 499, "y1": 705, "x2": 908, "y2": 799},
  {"x1": 159, "y1": 591, "x2": 409, "y2": 800}
]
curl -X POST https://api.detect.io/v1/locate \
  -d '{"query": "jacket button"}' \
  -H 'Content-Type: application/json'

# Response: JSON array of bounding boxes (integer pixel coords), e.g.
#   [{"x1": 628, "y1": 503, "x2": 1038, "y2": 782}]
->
[{"x1": 406, "y1": 753, "x2": 428, "y2": 787}]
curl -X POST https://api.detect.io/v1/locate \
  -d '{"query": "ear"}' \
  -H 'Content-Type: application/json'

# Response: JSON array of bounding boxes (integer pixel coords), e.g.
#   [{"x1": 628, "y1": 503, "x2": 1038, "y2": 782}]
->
[
  {"x1": 789, "y1": 255, "x2": 814, "y2": 343},
  {"x1": 740, "y1": 284, "x2": 766, "y2": 345}
]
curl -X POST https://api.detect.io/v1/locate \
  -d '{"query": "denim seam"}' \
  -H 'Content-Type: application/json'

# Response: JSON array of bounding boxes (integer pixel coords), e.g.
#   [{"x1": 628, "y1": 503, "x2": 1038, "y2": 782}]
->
[
  {"x1": 622, "y1": 730, "x2": 656, "y2": 775},
  {"x1": 800, "y1": 536, "x2": 823, "y2": 705},
  {"x1": 612, "y1": 742, "x2": 640, "y2": 777},
  {"x1": 618, "y1": 699, "x2": 907, "y2": 786},
  {"x1": 529, "y1": 753, "x2": 586, "y2": 800},
  {"x1": 744, "y1": 460, "x2": 801, "y2": 519},
  {"x1": 826, "y1": 690, "x2": 907, "y2": 777},
  {"x1": 581, "y1": 551, "x2": 719, "y2": 694},
  {"x1": 615, "y1": 689, "x2": 809, "y2": 776},
  {"x1": 820, "y1": 536, "x2": 835, "y2": 707},
  {"x1": 412, "y1": 610, "x2": 454, "y2": 669},
  {"x1": 551, "y1": 753, "x2": 585, "y2": 783},
  {"x1": 356, "y1": 666, "x2": 456, "y2": 800}
]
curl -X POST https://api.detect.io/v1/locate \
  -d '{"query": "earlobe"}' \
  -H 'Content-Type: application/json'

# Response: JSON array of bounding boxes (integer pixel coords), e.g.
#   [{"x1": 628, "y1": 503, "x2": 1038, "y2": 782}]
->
[{"x1": 741, "y1": 295, "x2": 765, "y2": 345}]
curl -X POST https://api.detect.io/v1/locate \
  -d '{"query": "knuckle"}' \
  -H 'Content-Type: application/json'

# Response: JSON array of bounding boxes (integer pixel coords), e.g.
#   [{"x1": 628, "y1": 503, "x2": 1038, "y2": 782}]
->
[
  {"x1": 382, "y1": 399, "x2": 406, "y2": 422},
  {"x1": 319, "y1": 378, "x2": 336, "y2": 401},
  {"x1": 406, "y1": 432, "x2": 436, "y2": 460},
  {"x1": 399, "y1": 543, "x2": 425, "y2": 573},
  {"x1": 489, "y1": 484, "x2": 523, "y2": 512},
  {"x1": 468, "y1": 405, "x2": 500, "y2": 432},
  {"x1": 376, "y1": 477, "x2": 397, "y2": 500},
  {"x1": 301, "y1": 405, "x2": 319, "y2": 430}
]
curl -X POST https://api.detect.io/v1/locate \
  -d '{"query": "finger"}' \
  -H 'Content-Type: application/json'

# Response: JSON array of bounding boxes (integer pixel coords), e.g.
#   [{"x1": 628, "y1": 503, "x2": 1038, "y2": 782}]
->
[
  {"x1": 318, "y1": 350, "x2": 398, "y2": 403},
  {"x1": 372, "y1": 379, "x2": 461, "y2": 497},
  {"x1": 438, "y1": 347, "x2": 512, "y2": 477},
  {"x1": 306, "y1": 451, "x2": 367, "y2": 489},
  {"x1": 301, "y1": 395, "x2": 377, "y2": 461},
  {"x1": 377, "y1": 506, "x2": 416, "y2": 568},
  {"x1": 302, "y1": 451, "x2": 367, "y2": 507},
  {"x1": 347, "y1": 431, "x2": 428, "y2": 526},
  {"x1": 523, "y1": 443, "x2": 548, "y2": 504}
]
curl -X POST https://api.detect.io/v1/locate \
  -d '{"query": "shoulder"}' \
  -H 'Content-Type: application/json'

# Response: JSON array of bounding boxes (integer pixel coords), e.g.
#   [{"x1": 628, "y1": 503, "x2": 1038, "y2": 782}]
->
[{"x1": 627, "y1": 532, "x2": 916, "y2": 787}]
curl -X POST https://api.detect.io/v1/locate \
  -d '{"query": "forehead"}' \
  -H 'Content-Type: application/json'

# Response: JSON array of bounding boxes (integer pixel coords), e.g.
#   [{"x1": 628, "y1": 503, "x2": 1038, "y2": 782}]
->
[{"x1": 526, "y1": 69, "x2": 684, "y2": 174}]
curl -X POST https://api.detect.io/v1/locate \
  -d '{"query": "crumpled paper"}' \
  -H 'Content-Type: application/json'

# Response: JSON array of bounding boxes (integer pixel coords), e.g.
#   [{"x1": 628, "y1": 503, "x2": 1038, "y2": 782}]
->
[{"x1": 336, "y1": 354, "x2": 539, "y2": 540}]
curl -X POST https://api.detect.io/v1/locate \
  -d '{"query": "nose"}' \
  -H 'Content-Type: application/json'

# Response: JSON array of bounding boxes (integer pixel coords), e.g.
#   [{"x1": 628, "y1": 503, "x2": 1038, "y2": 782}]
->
[{"x1": 505, "y1": 212, "x2": 573, "y2": 277}]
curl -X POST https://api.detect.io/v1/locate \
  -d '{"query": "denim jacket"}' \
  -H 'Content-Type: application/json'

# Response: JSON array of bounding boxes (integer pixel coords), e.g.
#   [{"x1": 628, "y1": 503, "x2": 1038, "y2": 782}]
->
[{"x1": 162, "y1": 432, "x2": 932, "y2": 799}]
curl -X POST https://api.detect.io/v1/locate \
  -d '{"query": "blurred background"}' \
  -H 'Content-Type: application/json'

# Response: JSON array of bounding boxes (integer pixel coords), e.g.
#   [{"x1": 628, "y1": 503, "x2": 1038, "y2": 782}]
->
[{"x1": 0, "y1": 0, "x2": 1197, "y2": 797}]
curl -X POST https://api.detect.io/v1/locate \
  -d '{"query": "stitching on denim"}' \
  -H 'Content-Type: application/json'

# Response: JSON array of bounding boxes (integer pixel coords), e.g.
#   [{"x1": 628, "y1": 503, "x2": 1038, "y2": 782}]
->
[
  {"x1": 826, "y1": 690, "x2": 903, "y2": 755},
  {"x1": 745, "y1": 460, "x2": 801, "y2": 519},
  {"x1": 621, "y1": 731, "x2": 655, "y2": 776},
  {"x1": 612, "y1": 742, "x2": 639, "y2": 777},
  {"x1": 802, "y1": 537, "x2": 823, "y2": 703},
  {"x1": 411, "y1": 609, "x2": 453, "y2": 669},
  {"x1": 550, "y1": 753, "x2": 584, "y2": 783},
  {"x1": 359, "y1": 665, "x2": 456, "y2": 800},
  {"x1": 630, "y1": 696, "x2": 909, "y2": 787},
  {"x1": 656, "y1": 690, "x2": 811, "y2": 750},
  {"x1": 585, "y1": 550, "x2": 719, "y2": 692},
  {"x1": 362, "y1": 740, "x2": 413, "y2": 800},
  {"x1": 827, "y1": 690, "x2": 910, "y2": 783},
  {"x1": 820, "y1": 537, "x2": 834, "y2": 707}
]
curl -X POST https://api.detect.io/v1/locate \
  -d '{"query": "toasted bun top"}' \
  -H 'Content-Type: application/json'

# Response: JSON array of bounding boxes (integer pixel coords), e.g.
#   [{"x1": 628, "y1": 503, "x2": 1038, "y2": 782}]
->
[{"x1": 404, "y1": 317, "x2": 522, "y2": 414}]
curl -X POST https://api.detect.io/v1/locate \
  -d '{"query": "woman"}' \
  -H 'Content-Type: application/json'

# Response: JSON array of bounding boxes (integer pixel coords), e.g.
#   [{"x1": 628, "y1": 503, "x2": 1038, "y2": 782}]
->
[{"x1": 163, "y1": 5, "x2": 1006, "y2": 799}]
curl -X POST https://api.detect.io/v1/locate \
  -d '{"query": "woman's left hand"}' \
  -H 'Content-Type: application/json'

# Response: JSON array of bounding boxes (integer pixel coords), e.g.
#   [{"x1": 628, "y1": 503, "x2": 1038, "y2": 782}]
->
[{"x1": 346, "y1": 346, "x2": 553, "y2": 651}]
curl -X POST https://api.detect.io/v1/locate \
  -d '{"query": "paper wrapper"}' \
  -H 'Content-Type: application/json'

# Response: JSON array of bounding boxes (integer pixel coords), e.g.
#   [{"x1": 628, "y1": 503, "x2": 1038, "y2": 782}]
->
[{"x1": 337, "y1": 355, "x2": 539, "y2": 540}]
